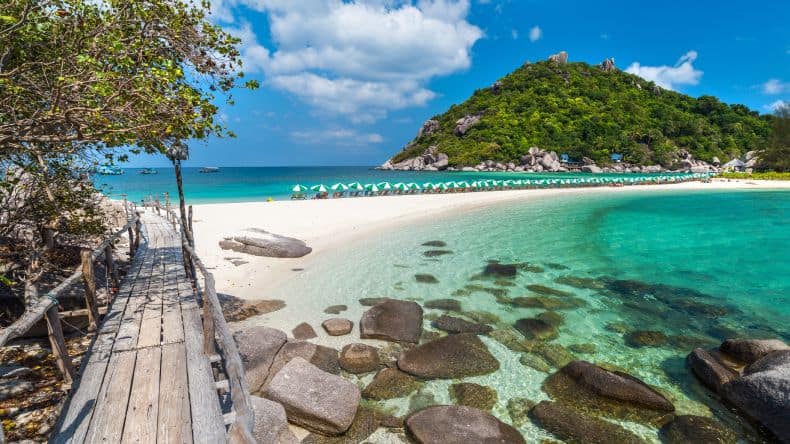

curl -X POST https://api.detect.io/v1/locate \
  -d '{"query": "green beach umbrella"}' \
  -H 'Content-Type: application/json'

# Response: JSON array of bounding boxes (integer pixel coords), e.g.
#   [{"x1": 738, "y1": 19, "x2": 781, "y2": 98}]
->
[
  {"x1": 393, "y1": 182, "x2": 408, "y2": 191},
  {"x1": 347, "y1": 181, "x2": 363, "y2": 191},
  {"x1": 331, "y1": 183, "x2": 348, "y2": 191},
  {"x1": 457, "y1": 181, "x2": 470, "y2": 188},
  {"x1": 364, "y1": 183, "x2": 380, "y2": 192},
  {"x1": 436, "y1": 182, "x2": 449, "y2": 190},
  {"x1": 407, "y1": 182, "x2": 421, "y2": 190},
  {"x1": 292, "y1": 184, "x2": 307, "y2": 192},
  {"x1": 377, "y1": 182, "x2": 392, "y2": 190},
  {"x1": 310, "y1": 184, "x2": 328, "y2": 192}
]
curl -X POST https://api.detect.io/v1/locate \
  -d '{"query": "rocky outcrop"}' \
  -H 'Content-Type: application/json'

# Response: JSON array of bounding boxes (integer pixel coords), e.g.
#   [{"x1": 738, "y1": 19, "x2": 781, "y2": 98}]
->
[
  {"x1": 548, "y1": 51, "x2": 569, "y2": 64},
  {"x1": 720, "y1": 339, "x2": 789, "y2": 364},
  {"x1": 397, "y1": 333, "x2": 500, "y2": 378},
  {"x1": 417, "y1": 119, "x2": 440, "y2": 138},
  {"x1": 381, "y1": 145, "x2": 450, "y2": 171},
  {"x1": 454, "y1": 114, "x2": 482, "y2": 136},
  {"x1": 263, "y1": 357, "x2": 361, "y2": 436},
  {"x1": 262, "y1": 341, "x2": 340, "y2": 390},
  {"x1": 599, "y1": 57, "x2": 616, "y2": 72},
  {"x1": 250, "y1": 396, "x2": 300, "y2": 444},
  {"x1": 220, "y1": 229, "x2": 311, "y2": 258},
  {"x1": 659, "y1": 415, "x2": 736, "y2": 444},
  {"x1": 233, "y1": 326, "x2": 287, "y2": 392},
  {"x1": 360, "y1": 299, "x2": 423, "y2": 343},
  {"x1": 687, "y1": 348, "x2": 739, "y2": 394},
  {"x1": 406, "y1": 405, "x2": 525, "y2": 444}
]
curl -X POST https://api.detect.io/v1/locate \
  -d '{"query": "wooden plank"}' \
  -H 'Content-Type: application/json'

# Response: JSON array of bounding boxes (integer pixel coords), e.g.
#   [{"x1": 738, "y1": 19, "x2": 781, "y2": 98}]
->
[
  {"x1": 121, "y1": 347, "x2": 161, "y2": 443},
  {"x1": 182, "y1": 303, "x2": 225, "y2": 443},
  {"x1": 82, "y1": 350, "x2": 137, "y2": 444},
  {"x1": 161, "y1": 247, "x2": 185, "y2": 345},
  {"x1": 157, "y1": 343, "x2": 192, "y2": 444},
  {"x1": 80, "y1": 248, "x2": 100, "y2": 332},
  {"x1": 136, "y1": 250, "x2": 164, "y2": 348}
]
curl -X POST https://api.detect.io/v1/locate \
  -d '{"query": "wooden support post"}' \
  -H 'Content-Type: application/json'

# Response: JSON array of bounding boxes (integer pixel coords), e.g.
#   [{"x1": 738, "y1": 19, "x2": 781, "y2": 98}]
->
[
  {"x1": 188, "y1": 205, "x2": 194, "y2": 247},
  {"x1": 134, "y1": 217, "x2": 142, "y2": 252},
  {"x1": 80, "y1": 248, "x2": 99, "y2": 332},
  {"x1": 105, "y1": 245, "x2": 119, "y2": 296},
  {"x1": 202, "y1": 293, "x2": 216, "y2": 356},
  {"x1": 128, "y1": 225, "x2": 135, "y2": 258},
  {"x1": 44, "y1": 305, "x2": 75, "y2": 385}
]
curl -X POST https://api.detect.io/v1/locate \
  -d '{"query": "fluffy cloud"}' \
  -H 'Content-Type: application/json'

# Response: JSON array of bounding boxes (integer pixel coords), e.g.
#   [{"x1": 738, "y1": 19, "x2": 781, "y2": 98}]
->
[
  {"x1": 765, "y1": 100, "x2": 788, "y2": 112},
  {"x1": 213, "y1": 0, "x2": 482, "y2": 121},
  {"x1": 290, "y1": 128, "x2": 385, "y2": 145},
  {"x1": 762, "y1": 79, "x2": 788, "y2": 95},
  {"x1": 529, "y1": 26, "x2": 542, "y2": 42},
  {"x1": 625, "y1": 51, "x2": 703, "y2": 90}
]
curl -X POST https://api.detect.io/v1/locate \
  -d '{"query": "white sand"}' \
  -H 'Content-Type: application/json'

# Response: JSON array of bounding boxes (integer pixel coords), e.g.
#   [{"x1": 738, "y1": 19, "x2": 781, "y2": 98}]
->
[{"x1": 192, "y1": 178, "x2": 790, "y2": 306}]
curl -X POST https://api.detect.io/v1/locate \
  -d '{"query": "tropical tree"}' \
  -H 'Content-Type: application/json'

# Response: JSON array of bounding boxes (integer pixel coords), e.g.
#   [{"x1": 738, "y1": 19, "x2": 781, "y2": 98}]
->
[{"x1": 759, "y1": 104, "x2": 790, "y2": 172}]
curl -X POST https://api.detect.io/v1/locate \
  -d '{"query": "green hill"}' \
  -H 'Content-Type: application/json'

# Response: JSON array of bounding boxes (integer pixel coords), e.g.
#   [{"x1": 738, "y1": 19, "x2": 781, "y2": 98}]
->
[{"x1": 390, "y1": 57, "x2": 773, "y2": 167}]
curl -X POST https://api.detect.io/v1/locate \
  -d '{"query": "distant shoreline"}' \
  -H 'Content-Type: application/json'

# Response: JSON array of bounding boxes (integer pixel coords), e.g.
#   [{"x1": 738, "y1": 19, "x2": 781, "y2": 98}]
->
[{"x1": 189, "y1": 179, "x2": 790, "y2": 326}]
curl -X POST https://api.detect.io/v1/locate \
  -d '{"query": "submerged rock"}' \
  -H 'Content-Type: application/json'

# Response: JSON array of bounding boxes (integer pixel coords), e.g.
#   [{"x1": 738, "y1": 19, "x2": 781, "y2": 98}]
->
[
  {"x1": 536, "y1": 311, "x2": 564, "y2": 327},
  {"x1": 423, "y1": 250, "x2": 453, "y2": 257},
  {"x1": 687, "y1": 348, "x2": 739, "y2": 394},
  {"x1": 483, "y1": 263, "x2": 517, "y2": 278},
  {"x1": 530, "y1": 401, "x2": 643, "y2": 444},
  {"x1": 466, "y1": 311, "x2": 501, "y2": 324},
  {"x1": 421, "y1": 240, "x2": 447, "y2": 247},
  {"x1": 415, "y1": 274, "x2": 439, "y2": 284},
  {"x1": 520, "y1": 353, "x2": 552, "y2": 373},
  {"x1": 424, "y1": 299, "x2": 461, "y2": 311},
  {"x1": 625, "y1": 330, "x2": 669, "y2": 348},
  {"x1": 543, "y1": 360, "x2": 674, "y2": 425},
  {"x1": 659, "y1": 415, "x2": 736, "y2": 444},
  {"x1": 323, "y1": 304, "x2": 348, "y2": 315},
  {"x1": 526, "y1": 284, "x2": 573, "y2": 297},
  {"x1": 511, "y1": 296, "x2": 586, "y2": 310},
  {"x1": 360, "y1": 299, "x2": 423, "y2": 343},
  {"x1": 219, "y1": 293, "x2": 286, "y2": 322},
  {"x1": 507, "y1": 397, "x2": 536, "y2": 427},
  {"x1": 406, "y1": 405, "x2": 525, "y2": 444},
  {"x1": 490, "y1": 327, "x2": 537, "y2": 353},
  {"x1": 433, "y1": 315, "x2": 492, "y2": 335},
  {"x1": 359, "y1": 297, "x2": 389, "y2": 306},
  {"x1": 408, "y1": 390, "x2": 439, "y2": 414},
  {"x1": 339, "y1": 343, "x2": 380, "y2": 374},
  {"x1": 302, "y1": 408, "x2": 381, "y2": 444},
  {"x1": 720, "y1": 339, "x2": 789, "y2": 365},
  {"x1": 449, "y1": 383, "x2": 498, "y2": 411},
  {"x1": 363, "y1": 368, "x2": 424, "y2": 400},
  {"x1": 515, "y1": 318, "x2": 558, "y2": 341},
  {"x1": 264, "y1": 357, "x2": 360, "y2": 436},
  {"x1": 292, "y1": 322, "x2": 317, "y2": 340},
  {"x1": 554, "y1": 275, "x2": 605, "y2": 290},
  {"x1": 534, "y1": 343, "x2": 575, "y2": 368},
  {"x1": 568, "y1": 343, "x2": 597, "y2": 354},
  {"x1": 397, "y1": 333, "x2": 500, "y2": 378}
]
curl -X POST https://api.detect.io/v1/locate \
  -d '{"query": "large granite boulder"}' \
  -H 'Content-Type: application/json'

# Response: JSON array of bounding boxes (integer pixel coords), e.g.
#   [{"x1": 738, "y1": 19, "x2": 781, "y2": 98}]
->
[
  {"x1": 397, "y1": 333, "x2": 500, "y2": 379},
  {"x1": 321, "y1": 318, "x2": 353, "y2": 336},
  {"x1": 220, "y1": 229, "x2": 311, "y2": 258},
  {"x1": 530, "y1": 401, "x2": 643, "y2": 444},
  {"x1": 720, "y1": 339, "x2": 789, "y2": 365},
  {"x1": 250, "y1": 396, "x2": 300, "y2": 444},
  {"x1": 406, "y1": 405, "x2": 524, "y2": 444},
  {"x1": 263, "y1": 357, "x2": 361, "y2": 436},
  {"x1": 262, "y1": 341, "x2": 340, "y2": 390},
  {"x1": 687, "y1": 348, "x2": 739, "y2": 394},
  {"x1": 548, "y1": 51, "x2": 569, "y2": 64},
  {"x1": 233, "y1": 326, "x2": 287, "y2": 392},
  {"x1": 360, "y1": 299, "x2": 423, "y2": 343},
  {"x1": 339, "y1": 343, "x2": 380, "y2": 374},
  {"x1": 418, "y1": 119, "x2": 440, "y2": 138},
  {"x1": 363, "y1": 367, "x2": 424, "y2": 400},
  {"x1": 581, "y1": 164, "x2": 602, "y2": 173},
  {"x1": 659, "y1": 415, "x2": 736, "y2": 444},
  {"x1": 722, "y1": 350, "x2": 790, "y2": 441}
]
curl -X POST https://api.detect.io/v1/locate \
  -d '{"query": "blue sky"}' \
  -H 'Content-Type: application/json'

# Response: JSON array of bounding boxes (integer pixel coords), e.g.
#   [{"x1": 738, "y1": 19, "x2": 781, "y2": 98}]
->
[{"x1": 128, "y1": 0, "x2": 790, "y2": 167}]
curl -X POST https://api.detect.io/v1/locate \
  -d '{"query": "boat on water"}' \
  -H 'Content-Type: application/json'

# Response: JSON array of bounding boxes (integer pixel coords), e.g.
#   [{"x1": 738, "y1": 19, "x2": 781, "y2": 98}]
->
[
  {"x1": 96, "y1": 165, "x2": 123, "y2": 175},
  {"x1": 199, "y1": 167, "x2": 220, "y2": 173},
  {"x1": 139, "y1": 168, "x2": 158, "y2": 175}
]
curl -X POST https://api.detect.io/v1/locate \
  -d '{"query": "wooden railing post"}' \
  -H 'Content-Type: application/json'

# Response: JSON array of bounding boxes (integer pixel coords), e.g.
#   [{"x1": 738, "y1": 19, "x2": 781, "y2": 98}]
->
[
  {"x1": 128, "y1": 225, "x2": 135, "y2": 258},
  {"x1": 133, "y1": 216, "x2": 142, "y2": 252},
  {"x1": 44, "y1": 305, "x2": 75, "y2": 385},
  {"x1": 105, "y1": 244, "x2": 119, "y2": 295},
  {"x1": 80, "y1": 248, "x2": 99, "y2": 332}
]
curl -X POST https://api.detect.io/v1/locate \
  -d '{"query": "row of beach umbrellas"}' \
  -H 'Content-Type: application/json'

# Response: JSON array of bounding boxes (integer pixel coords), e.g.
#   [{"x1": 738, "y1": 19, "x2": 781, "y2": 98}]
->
[{"x1": 292, "y1": 173, "x2": 713, "y2": 196}]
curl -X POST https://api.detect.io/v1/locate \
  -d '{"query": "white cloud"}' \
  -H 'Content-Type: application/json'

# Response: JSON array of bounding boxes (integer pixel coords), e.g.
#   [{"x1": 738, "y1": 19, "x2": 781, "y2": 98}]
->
[
  {"x1": 290, "y1": 128, "x2": 385, "y2": 146},
  {"x1": 624, "y1": 50, "x2": 703, "y2": 90},
  {"x1": 764, "y1": 100, "x2": 788, "y2": 112},
  {"x1": 529, "y1": 26, "x2": 542, "y2": 42},
  {"x1": 511, "y1": 29, "x2": 518, "y2": 40},
  {"x1": 762, "y1": 79, "x2": 787, "y2": 95},
  {"x1": 214, "y1": 0, "x2": 482, "y2": 122}
]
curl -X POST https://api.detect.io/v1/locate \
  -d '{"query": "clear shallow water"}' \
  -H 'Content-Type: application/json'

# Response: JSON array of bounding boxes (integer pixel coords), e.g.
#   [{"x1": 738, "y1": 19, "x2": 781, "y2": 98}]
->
[
  {"x1": 265, "y1": 189, "x2": 789, "y2": 442},
  {"x1": 95, "y1": 166, "x2": 692, "y2": 204}
]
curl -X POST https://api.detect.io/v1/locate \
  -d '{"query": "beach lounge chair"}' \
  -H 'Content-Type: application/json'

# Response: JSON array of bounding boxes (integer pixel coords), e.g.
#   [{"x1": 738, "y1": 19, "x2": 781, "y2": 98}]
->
[{"x1": 291, "y1": 192, "x2": 306, "y2": 200}]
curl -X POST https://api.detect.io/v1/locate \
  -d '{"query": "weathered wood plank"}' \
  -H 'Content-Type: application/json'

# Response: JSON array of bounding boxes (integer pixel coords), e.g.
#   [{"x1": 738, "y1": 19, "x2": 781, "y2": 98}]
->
[
  {"x1": 82, "y1": 350, "x2": 137, "y2": 444},
  {"x1": 121, "y1": 347, "x2": 161, "y2": 443},
  {"x1": 157, "y1": 343, "x2": 192, "y2": 444},
  {"x1": 161, "y1": 247, "x2": 185, "y2": 345},
  {"x1": 80, "y1": 248, "x2": 100, "y2": 332}
]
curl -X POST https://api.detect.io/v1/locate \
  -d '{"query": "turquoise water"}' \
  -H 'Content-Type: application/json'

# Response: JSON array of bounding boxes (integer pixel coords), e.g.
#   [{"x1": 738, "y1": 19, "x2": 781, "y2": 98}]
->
[
  {"x1": 265, "y1": 189, "x2": 789, "y2": 442},
  {"x1": 95, "y1": 166, "x2": 694, "y2": 204}
]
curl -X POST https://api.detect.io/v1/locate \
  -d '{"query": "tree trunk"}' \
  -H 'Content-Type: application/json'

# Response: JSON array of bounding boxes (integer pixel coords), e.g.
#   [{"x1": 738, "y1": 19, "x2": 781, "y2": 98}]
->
[{"x1": 173, "y1": 160, "x2": 196, "y2": 280}]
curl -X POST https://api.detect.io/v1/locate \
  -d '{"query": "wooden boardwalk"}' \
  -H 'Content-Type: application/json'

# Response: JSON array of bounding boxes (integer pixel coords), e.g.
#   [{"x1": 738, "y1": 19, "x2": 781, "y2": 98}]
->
[{"x1": 52, "y1": 212, "x2": 226, "y2": 443}]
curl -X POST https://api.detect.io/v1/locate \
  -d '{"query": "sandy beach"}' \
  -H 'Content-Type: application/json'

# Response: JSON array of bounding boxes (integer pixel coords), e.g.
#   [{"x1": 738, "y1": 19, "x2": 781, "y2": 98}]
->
[{"x1": 192, "y1": 178, "x2": 790, "y2": 306}]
